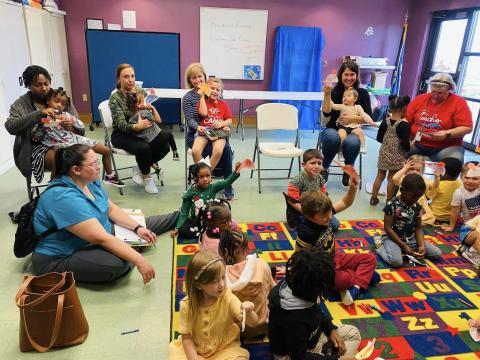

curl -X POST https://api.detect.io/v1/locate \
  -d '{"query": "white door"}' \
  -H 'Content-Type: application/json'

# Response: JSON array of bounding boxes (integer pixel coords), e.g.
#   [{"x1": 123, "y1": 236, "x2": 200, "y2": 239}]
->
[
  {"x1": 48, "y1": 13, "x2": 72, "y2": 95},
  {"x1": 0, "y1": 0, "x2": 31, "y2": 174},
  {"x1": 0, "y1": 76, "x2": 14, "y2": 174},
  {"x1": 0, "y1": 1, "x2": 31, "y2": 110},
  {"x1": 23, "y1": 6, "x2": 54, "y2": 77}
]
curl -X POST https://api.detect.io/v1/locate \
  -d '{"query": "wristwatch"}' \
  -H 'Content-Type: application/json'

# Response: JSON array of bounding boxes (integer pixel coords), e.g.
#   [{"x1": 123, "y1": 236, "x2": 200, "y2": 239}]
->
[
  {"x1": 446, "y1": 132, "x2": 452, "y2": 138},
  {"x1": 133, "y1": 224, "x2": 144, "y2": 234}
]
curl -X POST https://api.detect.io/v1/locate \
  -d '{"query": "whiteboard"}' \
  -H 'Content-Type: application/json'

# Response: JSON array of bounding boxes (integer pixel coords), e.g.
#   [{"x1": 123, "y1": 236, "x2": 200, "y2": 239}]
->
[{"x1": 200, "y1": 7, "x2": 268, "y2": 80}]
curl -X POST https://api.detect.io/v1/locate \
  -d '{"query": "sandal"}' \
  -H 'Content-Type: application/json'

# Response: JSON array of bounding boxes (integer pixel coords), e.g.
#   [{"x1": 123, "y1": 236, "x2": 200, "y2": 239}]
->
[{"x1": 370, "y1": 197, "x2": 379, "y2": 206}]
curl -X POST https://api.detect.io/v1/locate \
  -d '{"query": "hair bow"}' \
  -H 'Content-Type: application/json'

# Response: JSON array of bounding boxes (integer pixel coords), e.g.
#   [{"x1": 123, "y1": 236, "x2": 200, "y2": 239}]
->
[{"x1": 467, "y1": 163, "x2": 480, "y2": 178}]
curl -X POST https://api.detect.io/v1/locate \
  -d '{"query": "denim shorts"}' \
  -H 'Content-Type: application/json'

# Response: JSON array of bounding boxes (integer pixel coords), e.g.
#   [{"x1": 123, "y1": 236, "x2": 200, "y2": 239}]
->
[{"x1": 460, "y1": 225, "x2": 474, "y2": 243}]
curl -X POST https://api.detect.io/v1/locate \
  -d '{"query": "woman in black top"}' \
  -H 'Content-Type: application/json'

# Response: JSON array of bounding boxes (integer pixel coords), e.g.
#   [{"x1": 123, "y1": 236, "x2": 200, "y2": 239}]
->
[{"x1": 320, "y1": 61, "x2": 372, "y2": 187}]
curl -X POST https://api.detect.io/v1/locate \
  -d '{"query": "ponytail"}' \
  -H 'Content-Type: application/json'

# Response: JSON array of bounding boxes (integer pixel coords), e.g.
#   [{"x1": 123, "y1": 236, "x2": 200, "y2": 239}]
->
[
  {"x1": 388, "y1": 95, "x2": 411, "y2": 112},
  {"x1": 54, "y1": 144, "x2": 90, "y2": 178}
]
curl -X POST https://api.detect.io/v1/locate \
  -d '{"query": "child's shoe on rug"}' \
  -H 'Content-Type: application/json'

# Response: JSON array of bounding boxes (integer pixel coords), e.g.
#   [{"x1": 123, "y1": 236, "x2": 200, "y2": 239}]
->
[{"x1": 341, "y1": 285, "x2": 361, "y2": 306}]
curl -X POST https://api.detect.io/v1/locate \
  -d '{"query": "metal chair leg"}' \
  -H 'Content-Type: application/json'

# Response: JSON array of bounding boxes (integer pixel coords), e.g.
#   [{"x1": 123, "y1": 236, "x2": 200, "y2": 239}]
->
[
  {"x1": 257, "y1": 150, "x2": 262, "y2": 194},
  {"x1": 250, "y1": 143, "x2": 257, "y2": 179},
  {"x1": 287, "y1": 157, "x2": 294, "y2": 178},
  {"x1": 110, "y1": 151, "x2": 123, "y2": 196}
]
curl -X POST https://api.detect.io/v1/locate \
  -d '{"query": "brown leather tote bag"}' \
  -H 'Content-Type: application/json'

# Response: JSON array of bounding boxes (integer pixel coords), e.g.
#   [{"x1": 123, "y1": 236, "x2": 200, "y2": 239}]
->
[{"x1": 15, "y1": 272, "x2": 89, "y2": 352}]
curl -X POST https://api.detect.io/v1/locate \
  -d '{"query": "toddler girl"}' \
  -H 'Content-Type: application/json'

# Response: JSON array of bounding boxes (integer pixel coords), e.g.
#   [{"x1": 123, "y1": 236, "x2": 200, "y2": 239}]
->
[
  {"x1": 331, "y1": 88, "x2": 377, "y2": 157},
  {"x1": 126, "y1": 91, "x2": 179, "y2": 161},
  {"x1": 192, "y1": 78, "x2": 232, "y2": 170},
  {"x1": 172, "y1": 160, "x2": 242, "y2": 239},
  {"x1": 198, "y1": 199, "x2": 239, "y2": 254},
  {"x1": 370, "y1": 95, "x2": 411, "y2": 205},
  {"x1": 31, "y1": 88, "x2": 123, "y2": 186},
  {"x1": 168, "y1": 250, "x2": 258, "y2": 359},
  {"x1": 219, "y1": 229, "x2": 276, "y2": 337}
]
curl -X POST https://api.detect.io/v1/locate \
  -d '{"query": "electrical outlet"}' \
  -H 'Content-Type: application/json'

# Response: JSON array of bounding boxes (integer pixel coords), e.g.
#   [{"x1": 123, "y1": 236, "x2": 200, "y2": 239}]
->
[{"x1": 82, "y1": 94, "x2": 88, "y2": 102}]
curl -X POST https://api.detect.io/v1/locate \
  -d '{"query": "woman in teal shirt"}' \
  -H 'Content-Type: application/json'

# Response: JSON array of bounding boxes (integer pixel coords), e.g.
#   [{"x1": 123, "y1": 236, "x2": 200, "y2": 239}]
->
[{"x1": 32, "y1": 144, "x2": 178, "y2": 284}]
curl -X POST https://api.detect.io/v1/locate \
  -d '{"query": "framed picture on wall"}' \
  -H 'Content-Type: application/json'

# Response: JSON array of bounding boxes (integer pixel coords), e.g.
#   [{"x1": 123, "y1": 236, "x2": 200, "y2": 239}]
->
[{"x1": 86, "y1": 19, "x2": 104, "y2": 30}]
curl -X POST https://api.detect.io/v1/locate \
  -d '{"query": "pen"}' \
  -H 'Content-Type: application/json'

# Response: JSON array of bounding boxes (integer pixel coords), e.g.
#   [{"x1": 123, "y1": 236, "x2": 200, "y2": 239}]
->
[
  {"x1": 457, "y1": 297, "x2": 474, "y2": 309},
  {"x1": 121, "y1": 329, "x2": 139, "y2": 335}
]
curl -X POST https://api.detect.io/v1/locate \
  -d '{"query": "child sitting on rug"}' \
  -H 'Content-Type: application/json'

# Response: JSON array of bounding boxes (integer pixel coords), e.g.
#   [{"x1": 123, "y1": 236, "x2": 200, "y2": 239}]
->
[
  {"x1": 377, "y1": 174, "x2": 442, "y2": 268},
  {"x1": 444, "y1": 162, "x2": 480, "y2": 231},
  {"x1": 268, "y1": 247, "x2": 361, "y2": 360},
  {"x1": 456, "y1": 214, "x2": 480, "y2": 268},
  {"x1": 198, "y1": 199, "x2": 239, "y2": 254},
  {"x1": 392, "y1": 155, "x2": 436, "y2": 225},
  {"x1": 427, "y1": 157, "x2": 462, "y2": 226},
  {"x1": 168, "y1": 250, "x2": 258, "y2": 359},
  {"x1": 171, "y1": 160, "x2": 242, "y2": 239},
  {"x1": 219, "y1": 229, "x2": 276, "y2": 338},
  {"x1": 296, "y1": 174, "x2": 380, "y2": 305},
  {"x1": 286, "y1": 149, "x2": 339, "y2": 231}
]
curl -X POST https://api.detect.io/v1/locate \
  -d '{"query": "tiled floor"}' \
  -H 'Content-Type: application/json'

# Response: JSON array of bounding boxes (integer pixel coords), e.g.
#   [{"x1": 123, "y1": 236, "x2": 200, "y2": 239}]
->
[{"x1": 0, "y1": 125, "x2": 476, "y2": 358}]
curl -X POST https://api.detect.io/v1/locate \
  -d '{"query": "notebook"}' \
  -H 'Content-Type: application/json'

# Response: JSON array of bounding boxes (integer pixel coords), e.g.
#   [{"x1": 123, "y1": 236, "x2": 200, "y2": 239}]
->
[{"x1": 114, "y1": 209, "x2": 150, "y2": 247}]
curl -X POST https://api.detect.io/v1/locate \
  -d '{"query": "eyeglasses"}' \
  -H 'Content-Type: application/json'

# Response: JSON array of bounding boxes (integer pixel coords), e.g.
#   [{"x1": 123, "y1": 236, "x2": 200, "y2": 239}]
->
[{"x1": 83, "y1": 159, "x2": 100, "y2": 168}]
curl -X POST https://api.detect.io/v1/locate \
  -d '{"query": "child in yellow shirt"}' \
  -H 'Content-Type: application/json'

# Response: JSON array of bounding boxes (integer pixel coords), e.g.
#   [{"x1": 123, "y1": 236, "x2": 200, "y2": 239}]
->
[{"x1": 427, "y1": 157, "x2": 462, "y2": 224}]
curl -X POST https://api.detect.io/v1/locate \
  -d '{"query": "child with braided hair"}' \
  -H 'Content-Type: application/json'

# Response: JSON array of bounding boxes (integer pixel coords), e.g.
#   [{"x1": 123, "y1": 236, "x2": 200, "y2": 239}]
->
[
  {"x1": 197, "y1": 199, "x2": 239, "y2": 254},
  {"x1": 219, "y1": 229, "x2": 275, "y2": 337}
]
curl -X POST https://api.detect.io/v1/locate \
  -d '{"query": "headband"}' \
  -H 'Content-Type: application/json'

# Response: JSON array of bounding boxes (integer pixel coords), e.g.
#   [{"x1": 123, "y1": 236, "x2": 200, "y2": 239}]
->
[{"x1": 194, "y1": 257, "x2": 223, "y2": 281}]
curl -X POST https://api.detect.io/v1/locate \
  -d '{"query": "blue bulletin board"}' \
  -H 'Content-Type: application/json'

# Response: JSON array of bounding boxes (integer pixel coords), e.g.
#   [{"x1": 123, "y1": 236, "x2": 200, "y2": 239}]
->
[{"x1": 85, "y1": 30, "x2": 180, "y2": 124}]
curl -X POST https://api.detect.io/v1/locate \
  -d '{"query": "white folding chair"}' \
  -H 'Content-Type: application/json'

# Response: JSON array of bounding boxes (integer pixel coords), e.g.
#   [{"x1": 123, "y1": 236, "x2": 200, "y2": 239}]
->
[
  {"x1": 250, "y1": 103, "x2": 304, "y2": 193},
  {"x1": 98, "y1": 100, "x2": 163, "y2": 195}
]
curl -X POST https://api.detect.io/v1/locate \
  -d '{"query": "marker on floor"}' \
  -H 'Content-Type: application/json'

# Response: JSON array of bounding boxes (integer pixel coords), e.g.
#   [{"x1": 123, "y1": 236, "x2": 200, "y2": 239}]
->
[{"x1": 121, "y1": 329, "x2": 140, "y2": 335}]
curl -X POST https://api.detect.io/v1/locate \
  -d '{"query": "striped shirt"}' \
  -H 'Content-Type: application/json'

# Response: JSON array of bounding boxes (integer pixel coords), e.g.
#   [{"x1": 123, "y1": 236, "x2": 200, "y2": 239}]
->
[{"x1": 182, "y1": 89, "x2": 201, "y2": 133}]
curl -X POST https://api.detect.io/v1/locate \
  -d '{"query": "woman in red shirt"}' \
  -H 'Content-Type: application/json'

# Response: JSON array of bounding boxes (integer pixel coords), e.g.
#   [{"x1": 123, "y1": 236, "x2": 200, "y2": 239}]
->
[{"x1": 406, "y1": 73, "x2": 472, "y2": 162}]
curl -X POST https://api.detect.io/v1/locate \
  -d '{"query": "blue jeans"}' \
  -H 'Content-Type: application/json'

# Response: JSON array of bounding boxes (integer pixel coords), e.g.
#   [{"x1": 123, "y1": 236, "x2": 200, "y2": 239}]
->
[
  {"x1": 408, "y1": 143, "x2": 465, "y2": 162},
  {"x1": 376, "y1": 235, "x2": 442, "y2": 268},
  {"x1": 321, "y1": 128, "x2": 360, "y2": 168},
  {"x1": 186, "y1": 131, "x2": 234, "y2": 195}
]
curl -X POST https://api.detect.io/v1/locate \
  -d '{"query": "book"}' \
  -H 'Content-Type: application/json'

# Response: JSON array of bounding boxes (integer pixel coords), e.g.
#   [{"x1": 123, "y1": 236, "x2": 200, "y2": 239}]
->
[
  {"x1": 204, "y1": 128, "x2": 230, "y2": 140},
  {"x1": 114, "y1": 209, "x2": 150, "y2": 247}
]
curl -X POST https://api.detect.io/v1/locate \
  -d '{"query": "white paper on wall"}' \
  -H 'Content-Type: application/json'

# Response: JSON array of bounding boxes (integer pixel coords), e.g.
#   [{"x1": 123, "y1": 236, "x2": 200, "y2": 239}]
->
[
  {"x1": 122, "y1": 10, "x2": 136, "y2": 29},
  {"x1": 107, "y1": 23, "x2": 121, "y2": 31}
]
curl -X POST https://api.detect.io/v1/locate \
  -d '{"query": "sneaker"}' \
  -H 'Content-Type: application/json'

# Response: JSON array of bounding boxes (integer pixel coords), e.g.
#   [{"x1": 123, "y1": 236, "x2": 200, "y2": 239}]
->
[
  {"x1": 143, "y1": 176, "x2": 159, "y2": 194},
  {"x1": 132, "y1": 166, "x2": 143, "y2": 185},
  {"x1": 369, "y1": 271, "x2": 382, "y2": 285},
  {"x1": 360, "y1": 144, "x2": 367, "y2": 154},
  {"x1": 462, "y1": 247, "x2": 480, "y2": 268},
  {"x1": 320, "y1": 169, "x2": 329, "y2": 184},
  {"x1": 337, "y1": 153, "x2": 345, "y2": 165},
  {"x1": 341, "y1": 286, "x2": 361, "y2": 306},
  {"x1": 172, "y1": 151, "x2": 180, "y2": 161},
  {"x1": 103, "y1": 174, "x2": 125, "y2": 188},
  {"x1": 342, "y1": 172, "x2": 350, "y2": 188}
]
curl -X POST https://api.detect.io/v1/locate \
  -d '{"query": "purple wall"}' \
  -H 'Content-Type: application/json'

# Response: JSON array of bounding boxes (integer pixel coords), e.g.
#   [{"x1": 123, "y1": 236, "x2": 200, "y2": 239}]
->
[
  {"x1": 401, "y1": 0, "x2": 480, "y2": 98},
  {"x1": 59, "y1": 0, "x2": 411, "y2": 114}
]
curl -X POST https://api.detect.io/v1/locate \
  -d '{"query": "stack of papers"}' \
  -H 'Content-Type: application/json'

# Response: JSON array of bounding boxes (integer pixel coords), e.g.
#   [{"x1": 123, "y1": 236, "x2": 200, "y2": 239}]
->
[{"x1": 114, "y1": 209, "x2": 150, "y2": 247}]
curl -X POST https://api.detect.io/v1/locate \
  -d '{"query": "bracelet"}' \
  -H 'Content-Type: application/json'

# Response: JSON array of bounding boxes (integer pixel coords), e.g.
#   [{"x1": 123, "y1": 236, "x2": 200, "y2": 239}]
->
[{"x1": 133, "y1": 224, "x2": 144, "y2": 234}]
